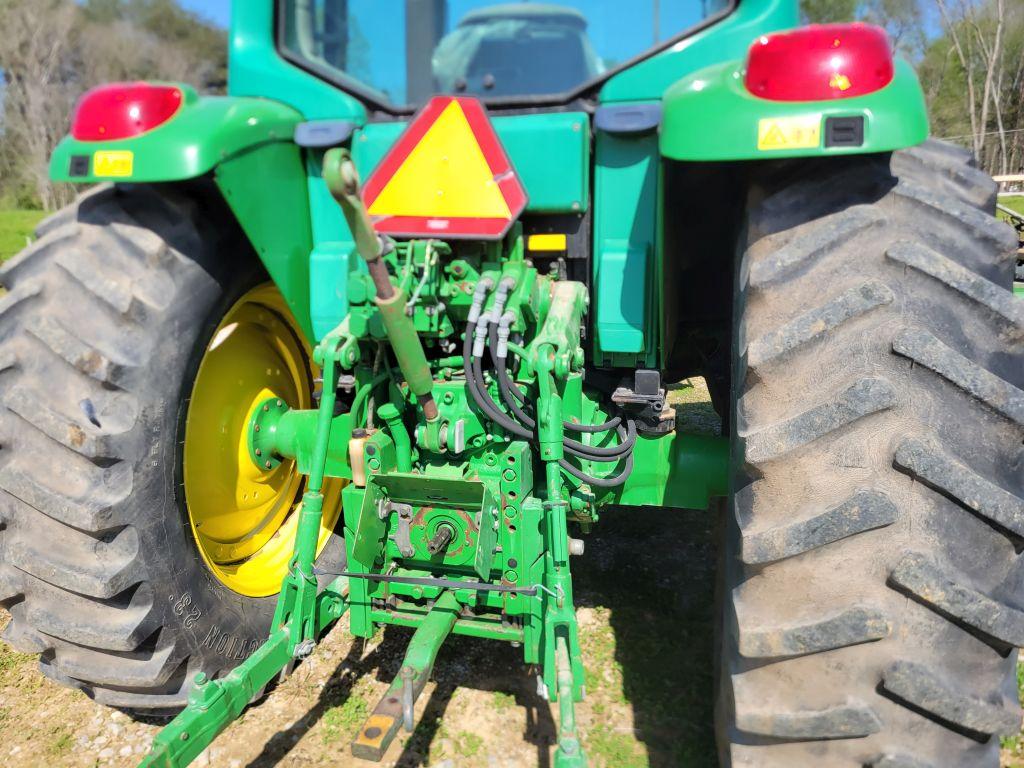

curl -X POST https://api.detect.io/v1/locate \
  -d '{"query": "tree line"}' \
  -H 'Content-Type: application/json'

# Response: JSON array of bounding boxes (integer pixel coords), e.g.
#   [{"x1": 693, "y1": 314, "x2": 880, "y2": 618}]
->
[
  {"x1": 0, "y1": 0, "x2": 225, "y2": 210},
  {"x1": 0, "y1": 0, "x2": 1021, "y2": 212}
]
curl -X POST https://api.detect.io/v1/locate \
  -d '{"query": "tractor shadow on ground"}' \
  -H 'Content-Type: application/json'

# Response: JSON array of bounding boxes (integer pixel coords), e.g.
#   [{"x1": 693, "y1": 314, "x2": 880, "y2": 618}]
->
[
  {"x1": 242, "y1": 619, "x2": 558, "y2": 768},
  {"x1": 573, "y1": 504, "x2": 719, "y2": 767}
]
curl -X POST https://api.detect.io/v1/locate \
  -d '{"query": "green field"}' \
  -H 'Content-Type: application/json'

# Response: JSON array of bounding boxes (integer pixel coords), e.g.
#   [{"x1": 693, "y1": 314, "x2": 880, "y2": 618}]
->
[
  {"x1": 0, "y1": 210, "x2": 46, "y2": 263},
  {"x1": 1000, "y1": 195, "x2": 1024, "y2": 217}
]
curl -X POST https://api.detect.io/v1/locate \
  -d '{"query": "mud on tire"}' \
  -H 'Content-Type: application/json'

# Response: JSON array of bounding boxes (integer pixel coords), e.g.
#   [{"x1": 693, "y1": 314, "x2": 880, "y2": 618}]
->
[
  {"x1": 0, "y1": 184, "x2": 341, "y2": 712},
  {"x1": 719, "y1": 140, "x2": 1024, "y2": 767}
]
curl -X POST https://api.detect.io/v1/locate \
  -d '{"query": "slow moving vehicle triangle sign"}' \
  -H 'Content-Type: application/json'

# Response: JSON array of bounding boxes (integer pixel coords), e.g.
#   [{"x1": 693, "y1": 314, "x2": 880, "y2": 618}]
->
[{"x1": 362, "y1": 96, "x2": 528, "y2": 240}]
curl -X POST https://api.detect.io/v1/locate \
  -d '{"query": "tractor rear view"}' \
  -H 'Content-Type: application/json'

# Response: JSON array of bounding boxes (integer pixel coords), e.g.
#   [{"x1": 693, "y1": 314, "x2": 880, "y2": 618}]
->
[{"x1": 1, "y1": 1, "x2": 1021, "y2": 766}]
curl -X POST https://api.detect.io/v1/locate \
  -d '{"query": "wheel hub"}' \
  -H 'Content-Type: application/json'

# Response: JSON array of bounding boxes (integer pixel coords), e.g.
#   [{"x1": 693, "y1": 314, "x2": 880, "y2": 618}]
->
[{"x1": 182, "y1": 284, "x2": 341, "y2": 597}]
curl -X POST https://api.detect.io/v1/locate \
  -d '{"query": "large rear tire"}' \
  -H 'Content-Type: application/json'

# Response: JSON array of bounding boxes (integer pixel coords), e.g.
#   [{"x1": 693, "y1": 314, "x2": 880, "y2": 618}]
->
[
  {"x1": 719, "y1": 141, "x2": 1024, "y2": 767},
  {"x1": 0, "y1": 184, "x2": 343, "y2": 711}
]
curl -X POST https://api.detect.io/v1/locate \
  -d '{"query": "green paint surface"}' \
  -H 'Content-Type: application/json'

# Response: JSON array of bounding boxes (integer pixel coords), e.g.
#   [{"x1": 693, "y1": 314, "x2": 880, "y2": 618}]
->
[
  {"x1": 599, "y1": 0, "x2": 798, "y2": 103},
  {"x1": 229, "y1": 1, "x2": 367, "y2": 123},
  {"x1": 308, "y1": 111, "x2": 591, "y2": 339},
  {"x1": 660, "y1": 58, "x2": 929, "y2": 161},
  {"x1": 215, "y1": 141, "x2": 315, "y2": 341},
  {"x1": 351, "y1": 111, "x2": 591, "y2": 214},
  {"x1": 592, "y1": 130, "x2": 658, "y2": 366},
  {"x1": 50, "y1": 92, "x2": 304, "y2": 183},
  {"x1": 617, "y1": 432, "x2": 728, "y2": 509}
]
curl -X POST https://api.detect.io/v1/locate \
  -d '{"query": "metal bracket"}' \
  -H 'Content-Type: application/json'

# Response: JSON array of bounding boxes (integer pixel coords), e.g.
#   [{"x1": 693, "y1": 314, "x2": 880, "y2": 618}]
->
[{"x1": 388, "y1": 502, "x2": 415, "y2": 558}]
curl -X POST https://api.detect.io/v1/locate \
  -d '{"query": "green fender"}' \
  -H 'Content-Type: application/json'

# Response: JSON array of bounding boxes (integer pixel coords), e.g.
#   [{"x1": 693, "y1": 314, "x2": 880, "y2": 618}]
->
[
  {"x1": 49, "y1": 85, "x2": 304, "y2": 183},
  {"x1": 49, "y1": 85, "x2": 317, "y2": 341},
  {"x1": 660, "y1": 57, "x2": 929, "y2": 161}
]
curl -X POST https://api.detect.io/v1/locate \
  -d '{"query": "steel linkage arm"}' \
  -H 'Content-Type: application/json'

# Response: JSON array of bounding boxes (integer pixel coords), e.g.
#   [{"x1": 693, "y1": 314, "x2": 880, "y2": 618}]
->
[
  {"x1": 350, "y1": 590, "x2": 460, "y2": 760},
  {"x1": 138, "y1": 337, "x2": 352, "y2": 768}
]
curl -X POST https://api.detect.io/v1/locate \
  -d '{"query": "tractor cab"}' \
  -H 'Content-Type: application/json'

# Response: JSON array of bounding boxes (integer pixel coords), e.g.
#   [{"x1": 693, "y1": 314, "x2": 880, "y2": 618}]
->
[
  {"x1": 433, "y1": 4, "x2": 603, "y2": 97},
  {"x1": 278, "y1": 1, "x2": 714, "y2": 109}
]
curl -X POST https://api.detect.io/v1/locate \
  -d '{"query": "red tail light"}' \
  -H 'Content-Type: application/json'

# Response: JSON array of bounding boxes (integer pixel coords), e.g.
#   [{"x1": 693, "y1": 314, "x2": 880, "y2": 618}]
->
[
  {"x1": 71, "y1": 83, "x2": 184, "y2": 141},
  {"x1": 744, "y1": 23, "x2": 894, "y2": 102}
]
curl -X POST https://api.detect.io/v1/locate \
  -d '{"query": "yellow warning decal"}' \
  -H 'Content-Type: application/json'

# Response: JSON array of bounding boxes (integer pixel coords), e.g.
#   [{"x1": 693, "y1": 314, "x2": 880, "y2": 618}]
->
[
  {"x1": 757, "y1": 116, "x2": 821, "y2": 151},
  {"x1": 93, "y1": 150, "x2": 134, "y2": 178}
]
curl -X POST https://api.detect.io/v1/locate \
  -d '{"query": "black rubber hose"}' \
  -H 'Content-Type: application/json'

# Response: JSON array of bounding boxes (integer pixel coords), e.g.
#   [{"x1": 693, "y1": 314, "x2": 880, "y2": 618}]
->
[
  {"x1": 558, "y1": 424, "x2": 635, "y2": 488},
  {"x1": 489, "y1": 324, "x2": 621, "y2": 434},
  {"x1": 493, "y1": 355, "x2": 636, "y2": 458},
  {"x1": 464, "y1": 322, "x2": 636, "y2": 465},
  {"x1": 559, "y1": 456, "x2": 633, "y2": 488},
  {"x1": 478, "y1": 356, "x2": 633, "y2": 464},
  {"x1": 463, "y1": 323, "x2": 533, "y2": 440}
]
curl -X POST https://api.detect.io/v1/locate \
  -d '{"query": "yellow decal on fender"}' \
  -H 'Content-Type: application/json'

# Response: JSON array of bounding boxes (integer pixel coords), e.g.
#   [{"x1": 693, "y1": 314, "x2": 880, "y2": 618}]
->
[
  {"x1": 757, "y1": 116, "x2": 821, "y2": 151},
  {"x1": 93, "y1": 150, "x2": 134, "y2": 177}
]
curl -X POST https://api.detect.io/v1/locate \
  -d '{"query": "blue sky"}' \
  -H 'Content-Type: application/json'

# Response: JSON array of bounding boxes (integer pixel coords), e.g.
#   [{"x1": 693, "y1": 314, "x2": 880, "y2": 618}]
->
[{"x1": 181, "y1": 0, "x2": 230, "y2": 27}]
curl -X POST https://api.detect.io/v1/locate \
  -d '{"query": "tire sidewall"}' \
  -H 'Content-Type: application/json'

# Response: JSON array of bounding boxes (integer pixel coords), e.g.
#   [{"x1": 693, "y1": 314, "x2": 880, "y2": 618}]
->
[{"x1": 132, "y1": 249, "x2": 344, "y2": 679}]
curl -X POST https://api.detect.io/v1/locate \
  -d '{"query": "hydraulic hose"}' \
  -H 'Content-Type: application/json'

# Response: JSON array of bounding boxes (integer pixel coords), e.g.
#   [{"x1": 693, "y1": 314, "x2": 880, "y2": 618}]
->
[
  {"x1": 560, "y1": 436, "x2": 635, "y2": 488},
  {"x1": 465, "y1": 321, "x2": 635, "y2": 465},
  {"x1": 492, "y1": 336, "x2": 631, "y2": 455},
  {"x1": 492, "y1": 321, "x2": 622, "y2": 434},
  {"x1": 461, "y1": 285, "x2": 636, "y2": 487}
]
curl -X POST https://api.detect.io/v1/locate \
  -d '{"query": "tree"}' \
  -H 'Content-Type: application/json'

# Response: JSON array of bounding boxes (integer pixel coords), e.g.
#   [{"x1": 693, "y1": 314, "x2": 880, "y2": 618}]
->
[
  {"x1": 800, "y1": 0, "x2": 926, "y2": 57},
  {"x1": 922, "y1": 0, "x2": 1024, "y2": 174},
  {"x1": 0, "y1": 0, "x2": 226, "y2": 209},
  {"x1": 0, "y1": 0, "x2": 81, "y2": 210}
]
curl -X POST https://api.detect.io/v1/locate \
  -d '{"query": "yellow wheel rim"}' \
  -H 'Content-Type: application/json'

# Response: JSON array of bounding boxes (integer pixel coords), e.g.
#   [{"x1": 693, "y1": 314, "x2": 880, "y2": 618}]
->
[{"x1": 183, "y1": 284, "x2": 342, "y2": 597}]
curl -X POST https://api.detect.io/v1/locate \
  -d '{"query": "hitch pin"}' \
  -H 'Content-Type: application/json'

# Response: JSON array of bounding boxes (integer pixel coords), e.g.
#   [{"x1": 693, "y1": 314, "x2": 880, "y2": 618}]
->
[{"x1": 401, "y1": 666, "x2": 416, "y2": 732}]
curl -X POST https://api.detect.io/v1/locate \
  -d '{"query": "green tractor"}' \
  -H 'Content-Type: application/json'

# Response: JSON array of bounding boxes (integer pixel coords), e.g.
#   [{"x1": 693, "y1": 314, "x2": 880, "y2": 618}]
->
[{"x1": 2, "y1": 1, "x2": 1021, "y2": 766}]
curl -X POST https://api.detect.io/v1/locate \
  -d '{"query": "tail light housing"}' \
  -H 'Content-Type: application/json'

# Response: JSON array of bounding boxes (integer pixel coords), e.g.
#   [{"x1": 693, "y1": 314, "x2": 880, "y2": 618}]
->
[
  {"x1": 71, "y1": 82, "x2": 184, "y2": 141},
  {"x1": 745, "y1": 23, "x2": 894, "y2": 101}
]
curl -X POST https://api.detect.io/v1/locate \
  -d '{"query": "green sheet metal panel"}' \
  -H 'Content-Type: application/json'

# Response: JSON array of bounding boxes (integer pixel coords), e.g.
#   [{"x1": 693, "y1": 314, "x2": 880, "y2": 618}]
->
[
  {"x1": 592, "y1": 130, "x2": 659, "y2": 367},
  {"x1": 308, "y1": 112, "x2": 591, "y2": 339},
  {"x1": 215, "y1": 141, "x2": 315, "y2": 342},
  {"x1": 50, "y1": 92, "x2": 304, "y2": 184},
  {"x1": 306, "y1": 152, "x2": 361, "y2": 340},
  {"x1": 229, "y1": 1, "x2": 367, "y2": 123},
  {"x1": 660, "y1": 58, "x2": 929, "y2": 161}
]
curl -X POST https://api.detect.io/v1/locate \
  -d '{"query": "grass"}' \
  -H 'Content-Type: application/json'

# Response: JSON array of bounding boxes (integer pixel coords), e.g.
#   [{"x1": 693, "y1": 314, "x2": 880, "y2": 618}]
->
[
  {"x1": 320, "y1": 694, "x2": 368, "y2": 745},
  {"x1": 47, "y1": 726, "x2": 75, "y2": 756},
  {"x1": 453, "y1": 730, "x2": 483, "y2": 757},
  {"x1": 0, "y1": 644, "x2": 36, "y2": 683},
  {"x1": 1002, "y1": 665, "x2": 1024, "y2": 760},
  {"x1": 588, "y1": 724, "x2": 648, "y2": 768},
  {"x1": 492, "y1": 690, "x2": 515, "y2": 711},
  {"x1": 0, "y1": 209, "x2": 46, "y2": 263},
  {"x1": 998, "y1": 194, "x2": 1024, "y2": 218}
]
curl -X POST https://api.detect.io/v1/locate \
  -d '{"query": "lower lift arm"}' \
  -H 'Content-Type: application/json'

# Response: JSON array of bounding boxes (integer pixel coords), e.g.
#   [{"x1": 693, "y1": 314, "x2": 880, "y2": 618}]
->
[{"x1": 139, "y1": 343, "x2": 352, "y2": 768}]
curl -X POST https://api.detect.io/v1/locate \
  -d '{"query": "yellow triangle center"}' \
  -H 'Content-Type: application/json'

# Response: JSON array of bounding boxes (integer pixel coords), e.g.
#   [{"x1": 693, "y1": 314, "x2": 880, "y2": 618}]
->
[
  {"x1": 368, "y1": 101, "x2": 512, "y2": 220},
  {"x1": 761, "y1": 124, "x2": 787, "y2": 148}
]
